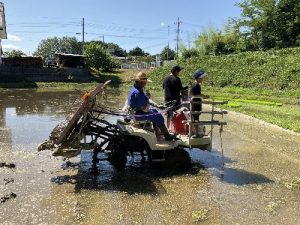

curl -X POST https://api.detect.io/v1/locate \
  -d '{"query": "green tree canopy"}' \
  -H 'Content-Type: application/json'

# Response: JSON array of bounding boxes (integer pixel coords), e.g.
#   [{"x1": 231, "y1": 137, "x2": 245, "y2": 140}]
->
[
  {"x1": 84, "y1": 41, "x2": 127, "y2": 57},
  {"x1": 84, "y1": 42, "x2": 119, "y2": 72},
  {"x1": 180, "y1": 0, "x2": 300, "y2": 57},
  {"x1": 194, "y1": 25, "x2": 241, "y2": 55},
  {"x1": 236, "y1": 0, "x2": 278, "y2": 50},
  {"x1": 236, "y1": 0, "x2": 300, "y2": 50},
  {"x1": 3, "y1": 49, "x2": 26, "y2": 57},
  {"x1": 160, "y1": 46, "x2": 176, "y2": 60},
  {"x1": 275, "y1": 0, "x2": 300, "y2": 47},
  {"x1": 128, "y1": 46, "x2": 148, "y2": 56},
  {"x1": 33, "y1": 36, "x2": 82, "y2": 59},
  {"x1": 103, "y1": 42, "x2": 127, "y2": 57}
]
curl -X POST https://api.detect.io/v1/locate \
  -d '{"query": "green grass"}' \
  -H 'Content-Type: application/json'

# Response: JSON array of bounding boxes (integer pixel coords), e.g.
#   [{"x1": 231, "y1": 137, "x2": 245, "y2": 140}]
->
[
  {"x1": 205, "y1": 86, "x2": 299, "y2": 105},
  {"x1": 226, "y1": 102, "x2": 242, "y2": 108},
  {"x1": 204, "y1": 87, "x2": 299, "y2": 132},
  {"x1": 224, "y1": 103, "x2": 300, "y2": 132}
]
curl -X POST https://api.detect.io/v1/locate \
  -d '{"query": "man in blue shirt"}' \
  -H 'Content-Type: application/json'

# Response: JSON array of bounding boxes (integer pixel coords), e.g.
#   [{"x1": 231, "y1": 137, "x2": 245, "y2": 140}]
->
[{"x1": 128, "y1": 72, "x2": 176, "y2": 141}]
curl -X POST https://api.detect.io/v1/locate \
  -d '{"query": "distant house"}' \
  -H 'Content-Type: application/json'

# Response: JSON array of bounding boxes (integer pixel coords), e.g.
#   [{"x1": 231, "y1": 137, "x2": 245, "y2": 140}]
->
[
  {"x1": 55, "y1": 53, "x2": 85, "y2": 68},
  {"x1": 115, "y1": 56, "x2": 128, "y2": 63}
]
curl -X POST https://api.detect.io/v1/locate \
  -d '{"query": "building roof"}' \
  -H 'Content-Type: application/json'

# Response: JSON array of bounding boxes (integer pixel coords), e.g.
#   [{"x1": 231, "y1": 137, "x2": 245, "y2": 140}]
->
[{"x1": 55, "y1": 53, "x2": 85, "y2": 57}]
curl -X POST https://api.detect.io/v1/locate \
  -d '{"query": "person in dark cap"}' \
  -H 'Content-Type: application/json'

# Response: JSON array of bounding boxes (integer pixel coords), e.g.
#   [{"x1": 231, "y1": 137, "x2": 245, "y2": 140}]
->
[
  {"x1": 163, "y1": 65, "x2": 188, "y2": 127},
  {"x1": 190, "y1": 69, "x2": 209, "y2": 137}
]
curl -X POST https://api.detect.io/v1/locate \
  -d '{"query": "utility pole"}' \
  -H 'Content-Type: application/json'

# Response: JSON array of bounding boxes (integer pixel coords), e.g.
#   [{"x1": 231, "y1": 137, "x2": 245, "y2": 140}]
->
[
  {"x1": 167, "y1": 25, "x2": 170, "y2": 60},
  {"x1": 82, "y1": 17, "x2": 85, "y2": 54},
  {"x1": 175, "y1": 17, "x2": 182, "y2": 59}
]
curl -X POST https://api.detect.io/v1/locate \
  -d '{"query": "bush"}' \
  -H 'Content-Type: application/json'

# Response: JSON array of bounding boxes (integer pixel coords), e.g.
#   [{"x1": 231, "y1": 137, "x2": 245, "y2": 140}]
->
[
  {"x1": 84, "y1": 42, "x2": 118, "y2": 72},
  {"x1": 148, "y1": 47, "x2": 300, "y2": 90}
]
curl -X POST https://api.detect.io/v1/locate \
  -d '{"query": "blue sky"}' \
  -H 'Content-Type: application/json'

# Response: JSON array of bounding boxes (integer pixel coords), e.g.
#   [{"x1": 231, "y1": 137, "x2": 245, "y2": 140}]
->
[{"x1": 1, "y1": 0, "x2": 243, "y2": 55}]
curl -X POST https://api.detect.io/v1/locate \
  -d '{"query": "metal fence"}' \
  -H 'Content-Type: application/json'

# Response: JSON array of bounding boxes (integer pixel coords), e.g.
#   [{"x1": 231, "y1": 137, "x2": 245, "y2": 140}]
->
[{"x1": 120, "y1": 61, "x2": 161, "y2": 69}]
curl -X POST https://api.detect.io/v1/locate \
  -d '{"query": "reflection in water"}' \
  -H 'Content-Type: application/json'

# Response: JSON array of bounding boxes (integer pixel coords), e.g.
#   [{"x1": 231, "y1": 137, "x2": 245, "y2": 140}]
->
[
  {"x1": 0, "y1": 88, "x2": 125, "y2": 153},
  {"x1": 0, "y1": 89, "x2": 81, "y2": 153}
]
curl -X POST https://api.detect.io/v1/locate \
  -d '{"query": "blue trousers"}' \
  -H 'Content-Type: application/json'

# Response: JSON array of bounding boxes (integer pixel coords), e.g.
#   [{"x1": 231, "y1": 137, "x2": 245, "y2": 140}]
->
[{"x1": 135, "y1": 109, "x2": 164, "y2": 127}]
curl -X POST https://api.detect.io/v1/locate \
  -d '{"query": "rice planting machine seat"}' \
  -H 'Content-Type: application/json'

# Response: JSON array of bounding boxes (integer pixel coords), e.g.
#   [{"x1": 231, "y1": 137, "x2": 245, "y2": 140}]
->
[{"x1": 38, "y1": 80, "x2": 228, "y2": 172}]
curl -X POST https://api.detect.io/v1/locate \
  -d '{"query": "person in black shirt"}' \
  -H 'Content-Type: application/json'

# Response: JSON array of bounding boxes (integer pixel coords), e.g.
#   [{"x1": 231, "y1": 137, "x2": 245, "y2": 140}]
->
[
  {"x1": 190, "y1": 69, "x2": 209, "y2": 137},
  {"x1": 163, "y1": 65, "x2": 187, "y2": 127}
]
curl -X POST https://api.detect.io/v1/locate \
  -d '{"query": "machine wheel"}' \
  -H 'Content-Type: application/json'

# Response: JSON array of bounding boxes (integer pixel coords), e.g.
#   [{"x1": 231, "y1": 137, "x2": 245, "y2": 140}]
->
[
  {"x1": 107, "y1": 139, "x2": 127, "y2": 171},
  {"x1": 202, "y1": 143, "x2": 212, "y2": 151},
  {"x1": 164, "y1": 147, "x2": 191, "y2": 169}
]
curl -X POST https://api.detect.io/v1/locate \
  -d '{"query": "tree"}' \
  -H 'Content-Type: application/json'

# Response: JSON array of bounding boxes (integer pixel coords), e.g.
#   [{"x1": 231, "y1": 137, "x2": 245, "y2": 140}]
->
[
  {"x1": 33, "y1": 36, "x2": 82, "y2": 59},
  {"x1": 84, "y1": 41, "x2": 127, "y2": 57},
  {"x1": 84, "y1": 42, "x2": 119, "y2": 72},
  {"x1": 195, "y1": 27, "x2": 224, "y2": 55},
  {"x1": 180, "y1": 48, "x2": 199, "y2": 59},
  {"x1": 194, "y1": 27, "x2": 236, "y2": 55},
  {"x1": 275, "y1": 0, "x2": 300, "y2": 47},
  {"x1": 104, "y1": 42, "x2": 127, "y2": 57},
  {"x1": 236, "y1": 0, "x2": 279, "y2": 50},
  {"x1": 3, "y1": 49, "x2": 26, "y2": 57},
  {"x1": 160, "y1": 46, "x2": 176, "y2": 60},
  {"x1": 128, "y1": 46, "x2": 147, "y2": 56}
]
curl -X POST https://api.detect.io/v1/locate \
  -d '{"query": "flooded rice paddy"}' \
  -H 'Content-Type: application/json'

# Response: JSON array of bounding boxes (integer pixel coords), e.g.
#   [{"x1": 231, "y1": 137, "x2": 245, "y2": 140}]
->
[{"x1": 0, "y1": 89, "x2": 299, "y2": 225}]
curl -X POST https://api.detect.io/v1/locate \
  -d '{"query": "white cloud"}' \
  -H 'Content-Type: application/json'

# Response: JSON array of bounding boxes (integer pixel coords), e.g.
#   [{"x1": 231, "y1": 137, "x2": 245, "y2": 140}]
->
[
  {"x1": 7, "y1": 34, "x2": 22, "y2": 42},
  {"x1": 2, "y1": 43, "x2": 21, "y2": 50}
]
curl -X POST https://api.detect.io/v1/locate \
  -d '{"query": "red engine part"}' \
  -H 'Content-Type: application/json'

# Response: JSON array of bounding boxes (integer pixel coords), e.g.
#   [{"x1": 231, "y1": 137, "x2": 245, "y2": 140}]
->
[{"x1": 170, "y1": 111, "x2": 189, "y2": 135}]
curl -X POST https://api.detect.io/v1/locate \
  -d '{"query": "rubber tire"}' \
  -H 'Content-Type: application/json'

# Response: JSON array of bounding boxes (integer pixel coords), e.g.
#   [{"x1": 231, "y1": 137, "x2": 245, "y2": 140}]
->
[
  {"x1": 109, "y1": 150, "x2": 127, "y2": 171},
  {"x1": 107, "y1": 141, "x2": 127, "y2": 171},
  {"x1": 164, "y1": 148, "x2": 191, "y2": 169},
  {"x1": 202, "y1": 143, "x2": 212, "y2": 151}
]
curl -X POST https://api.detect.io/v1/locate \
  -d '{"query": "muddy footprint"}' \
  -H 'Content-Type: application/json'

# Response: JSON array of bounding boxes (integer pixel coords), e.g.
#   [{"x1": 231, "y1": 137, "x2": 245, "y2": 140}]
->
[
  {"x1": 0, "y1": 192, "x2": 17, "y2": 204},
  {"x1": 0, "y1": 162, "x2": 16, "y2": 169}
]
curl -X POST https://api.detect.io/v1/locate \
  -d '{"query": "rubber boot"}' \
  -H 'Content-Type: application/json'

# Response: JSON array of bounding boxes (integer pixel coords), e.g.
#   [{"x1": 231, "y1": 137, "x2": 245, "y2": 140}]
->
[
  {"x1": 153, "y1": 124, "x2": 163, "y2": 141},
  {"x1": 159, "y1": 125, "x2": 177, "y2": 141}
]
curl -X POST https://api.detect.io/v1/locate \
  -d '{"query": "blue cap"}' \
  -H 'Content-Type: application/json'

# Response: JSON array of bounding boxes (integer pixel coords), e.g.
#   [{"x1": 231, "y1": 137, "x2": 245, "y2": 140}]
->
[{"x1": 193, "y1": 69, "x2": 206, "y2": 79}]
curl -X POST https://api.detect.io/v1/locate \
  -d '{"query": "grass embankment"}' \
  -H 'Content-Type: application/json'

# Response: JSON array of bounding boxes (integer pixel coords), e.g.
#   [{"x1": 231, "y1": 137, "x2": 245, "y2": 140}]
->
[{"x1": 146, "y1": 47, "x2": 300, "y2": 132}]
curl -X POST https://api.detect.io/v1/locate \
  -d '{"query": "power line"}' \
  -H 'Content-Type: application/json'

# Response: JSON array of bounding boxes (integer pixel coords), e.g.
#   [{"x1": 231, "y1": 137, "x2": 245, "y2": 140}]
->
[
  {"x1": 85, "y1": 32, "x2": 167, "y2": 40},
  {"x1": 9, "y1": 20, "x2": 174, "y2": 36},
  {"x1": 182, "y1": 21, "x2": 204, "y2": 28},
  {"x1": 9, "y1": 30, "x2": 167, "y2": 40}
]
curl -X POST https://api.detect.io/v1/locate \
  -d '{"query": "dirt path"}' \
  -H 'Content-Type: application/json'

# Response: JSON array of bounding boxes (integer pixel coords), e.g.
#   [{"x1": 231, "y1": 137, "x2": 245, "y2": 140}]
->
[{"x1": 1, "y1": 111, "x2": 299, "y2": 225}]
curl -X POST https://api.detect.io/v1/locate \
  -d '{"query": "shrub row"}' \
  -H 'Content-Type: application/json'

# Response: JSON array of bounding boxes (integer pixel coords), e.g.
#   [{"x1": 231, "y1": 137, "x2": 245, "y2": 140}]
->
[{"x1": 148, "y1": 47, "x2": 300, "y2": 90}]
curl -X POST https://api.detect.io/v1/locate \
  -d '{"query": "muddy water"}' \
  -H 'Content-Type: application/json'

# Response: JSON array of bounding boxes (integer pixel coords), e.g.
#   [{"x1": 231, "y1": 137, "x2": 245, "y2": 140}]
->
[{"x1": 0, "y1": 89, "x2": 300, "y2": 225}]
